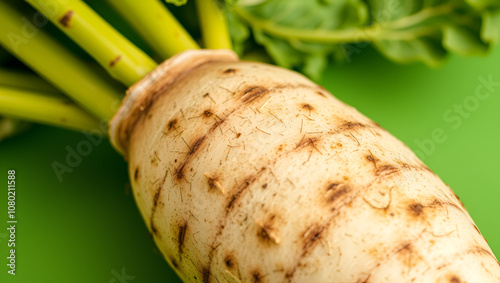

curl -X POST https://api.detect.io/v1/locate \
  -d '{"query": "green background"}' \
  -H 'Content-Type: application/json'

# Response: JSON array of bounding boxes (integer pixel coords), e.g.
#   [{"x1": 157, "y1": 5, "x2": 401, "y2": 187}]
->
[{"x1": 1, "y1": 43, "x2": 499, "y2": 282}]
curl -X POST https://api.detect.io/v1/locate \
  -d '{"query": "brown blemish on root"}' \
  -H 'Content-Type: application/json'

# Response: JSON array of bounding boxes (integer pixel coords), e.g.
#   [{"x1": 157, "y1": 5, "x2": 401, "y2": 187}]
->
[
  {"x1": 153, "y1": 189, "x2": 161, "y2": 208},
  {"x1": 315, "y1": 90, "x2": 326, "y2": 97},
  {"x1": 366, "y1": 152, "x2": 378, "y2": 169},
  {"x1": 252, "y1": 270, "x2": 263, "y2": 282},
  {"x1": 150, "y1": 220, "x2": 158, "y2": 235},
  {"x1": 202, "y1": 267, "x2": 210, "y2": 283},
  {"x1": 285, "y1": 224, "x2": 327, "y2": 280},
  {"x1": 224, "y1": 255, "x2": 235, "y2": 268},
  {"x1": 167, "y1": 119, "x2": 178, "y2": 131},
  {"x1": 178, "y1": 222, "x2": 188, "y2": 254},
  {"x1": 204, "y1": 173, "x2": 224, "y2": 194},
  {"x1": 394, "y1": 243, "x2": 419, "y2": 269},
  {"x1": 453, "y1": 192, "x2": 466, "y2": 209},
  {"x1": 176, "y1": 136, "x2": 206, "y2": 180},
  {"x1": 58, "y1": 10, "x2": 73, "y2": 27},
  {"x1": 171, "y1": 258, "x2": 179, "y2": 269},
  {"x1": 408, "y1": 203, "x2": 424, "y2": 217},
  {"x1": 325, "y1": 183, "x2": 350, "y2": 204},
  {"x1": 203, "y1": 109, "x2": 213, "y2": 117},
  {"x1": 109, "y1": 55, "x2": 122, "y2": 67},
  {"x1": 342, "y1": 121, "x2": 367, "y2": 130},
  {"x1": 223, "y1": 68, "x2": 237, "y2": 74},
  {"x1": 376, "y1": 165, "x2": 399, "y2": 176},
  {"x1": 241, "y1": 86, "x2": 269, "y2": 103},
  {"x1": 262, "y1": 183, "x2": 268, "y2": 189},
  {"x1": 472, "y1": 223, "x2": 481, "y2": 235},
  {"x1": 149, "y1": 171, "x2": 169, "y2": 237},
  {"x1": 226, "y1": 168, "x2": 266, "y2": 212},
  {"x1": 468, "y1": 246, "x2": 496, "y2": 259},
  {"x1": 302, "y1": 224, "x2": 325, "y2": 256},
  {"x1": 256, "y1": 215, "x2": 281, "y2": 244},
  {"x1": 301, "y1": 103, "x2": 314, "y2": 114},
  {"x1": 430, "y1": 199, "x2": 462, "y2": 212},
  {"x1": 450, "y1": 275, "x2": 461, "y2": 283},
  {"x1": 134, "y1": 167, "x2": 139, "y2": 181}
]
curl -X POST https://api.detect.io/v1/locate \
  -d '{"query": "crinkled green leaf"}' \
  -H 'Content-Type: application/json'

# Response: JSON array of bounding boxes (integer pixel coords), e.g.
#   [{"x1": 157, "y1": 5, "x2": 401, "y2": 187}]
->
[
  {"x1": 374, "y1": 37, "x2": 447, "y2": 66},
  {"x1": 165, "y1": 0, "x2": 188, "y2": 6},
  {"x1": 227, "y1": 0, "x2": 368, "y2": 79},
  {"x1": 226, "y1": 0, "x2": 497, "y2": 77},
  {"x1": 482, "y1": 9, "x2": 500, "y2": 44},
  {"x1": 443, "y1": 24, "x2": 489, "y2": 55}
]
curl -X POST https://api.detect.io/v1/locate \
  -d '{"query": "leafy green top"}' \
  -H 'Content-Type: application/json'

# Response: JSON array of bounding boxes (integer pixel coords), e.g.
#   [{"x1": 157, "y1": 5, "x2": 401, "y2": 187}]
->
[
  {"x1": 174, "y1": 0, "x2": 500, "y2": 79},
  {"x1": 225, "y1": 0, "x2": 500, "y2": 79},
  {"x1": 171, "y1": 0, "x2": 500, "y2": 78}
]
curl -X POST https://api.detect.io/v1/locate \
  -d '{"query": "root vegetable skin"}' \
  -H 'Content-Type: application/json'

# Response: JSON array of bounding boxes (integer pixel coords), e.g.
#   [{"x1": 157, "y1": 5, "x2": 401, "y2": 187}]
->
[{"x1": 110, "y1": 50, "x2": 500, "y2": 283}]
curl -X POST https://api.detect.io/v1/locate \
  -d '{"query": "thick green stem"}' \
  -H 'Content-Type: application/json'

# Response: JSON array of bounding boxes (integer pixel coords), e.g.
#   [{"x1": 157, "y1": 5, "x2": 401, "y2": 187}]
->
[
  {"x1": 106, "y1": 0, "x2": 199, "y2": 60},
  {"x1": 0, "y1": 69, "x2": 61, "y2": 95},
  {"x1": 0, "y1": 1, "x2": 124, "y2": 121},
  {"x1": 26, "y1": 0, "x2": 157, "y2": 86},
  {"x1": 196, "y1": 0, "x2": 232, "y2": 49},
  {"x1": 0, "y1": 86, "x2": 101, "y2": 132}
]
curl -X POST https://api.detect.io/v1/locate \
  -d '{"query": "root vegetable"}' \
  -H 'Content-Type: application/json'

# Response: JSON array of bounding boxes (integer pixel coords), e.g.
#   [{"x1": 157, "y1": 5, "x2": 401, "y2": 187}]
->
[{"x1": 110, "y1": 49, "x2": 500, "y2": 283}]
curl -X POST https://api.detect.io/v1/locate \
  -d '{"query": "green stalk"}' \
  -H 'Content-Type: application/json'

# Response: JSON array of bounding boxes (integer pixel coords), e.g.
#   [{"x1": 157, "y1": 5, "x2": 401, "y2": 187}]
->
[
  {"x1": 106, "y1": 0, "x2": 199, "y2": 60},
  {"x1": 0, "y1": 86, "x2": 101, "y2": 132},
  {"x1": 0, "y1": 69, "x2": 61, "y2": 95},
  {"x1": 26, "y1": 0, "x2": 157, "y2": 86},
  {"x1": 0, "y1": 1, "x2": 124, "y2": 121},
  {"x1": 196, "y1": 0, "x2": 232, "y2": 49}
]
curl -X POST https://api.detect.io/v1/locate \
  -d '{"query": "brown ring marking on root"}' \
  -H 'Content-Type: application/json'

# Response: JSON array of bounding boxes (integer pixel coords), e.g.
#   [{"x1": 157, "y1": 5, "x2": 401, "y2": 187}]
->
[
  {"x1": 284, "y1": 223, "x2": 328, "y2": 280},
  {"x1": 315, "y1": 90, "x2": 326, "y2": 97},
  {"x1": 134, "y1": 167, "x2": 140, "y2": 181},
  {"x1": 178, "y1": 222, "x2": 188, "y2": 255},
  {"x1": 452, "y1": 191, "x2": 466, "y2": 209},
  {"x1": 241, "y1": 86, "x2": 269, "y2": 104},
  {"x1": 202, "y1": 267, "x2": 210, "y2": 283},
  {"x1": 406, "y1": 198, "x2": 466, "y2": 221},
  {"x1": 223, "y1": 68, "x2": 237, "y2": 74},
  {"x1": 325, "y1": 183, "x2": 351, "y2": 207},
  {"x1": 58, "y1": 10, "x2": 73, "y2": 27},
  {"x1": 376, "y1": 164, "x2": 400, "y2": 177},
  {"x1": 148, "y1": 170, "x2": 169, "y2": 236},
  {"x1": 170, "y1": 257, "x2": 179, "y2": 269},
  {"x1": 109, "y1": 55, "x2": 122, "y2": 67},
  {"x1": 468, "y1": 245, "x2": 496, "y2": 260},
  {"x1": 226, "y1": 167, "x2": 267, "y2": 213},
  {"x1": 175, "y1": 136, "x2": 207, "y2": 181}
]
